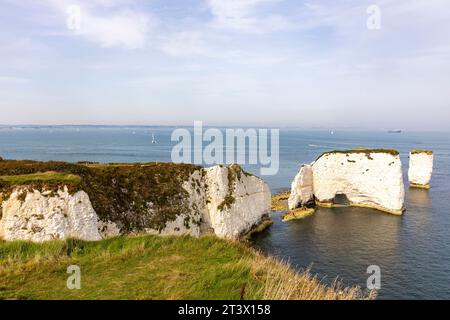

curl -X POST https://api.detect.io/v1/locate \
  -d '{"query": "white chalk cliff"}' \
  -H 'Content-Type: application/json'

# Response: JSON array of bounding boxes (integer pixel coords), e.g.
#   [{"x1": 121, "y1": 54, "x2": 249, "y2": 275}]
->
[
  {"x1": 0, "y1": 165, "x2": 271, "y2": 242},
  {"x1": 288, "y1": 164, "x2": 314, "y2": 210},
  {"x1": 202, "y1": 165, "x2": 271, "y2": 239},
  {"x1": 0, "y1": 187, "x2": 117, "y2": 242},
  {"x1": 408, "y1": 151, "x2": 433, "y2": 188},
  {"x1": 289, "y1": 150, "x2": 405, "y2": 215}
]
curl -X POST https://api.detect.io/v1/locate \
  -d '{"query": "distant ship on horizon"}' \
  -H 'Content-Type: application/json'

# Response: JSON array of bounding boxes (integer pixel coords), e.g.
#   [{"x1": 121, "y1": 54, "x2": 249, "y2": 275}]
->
[{"x1": 388, "y1": 129, "x2": 402, "y2": 133}]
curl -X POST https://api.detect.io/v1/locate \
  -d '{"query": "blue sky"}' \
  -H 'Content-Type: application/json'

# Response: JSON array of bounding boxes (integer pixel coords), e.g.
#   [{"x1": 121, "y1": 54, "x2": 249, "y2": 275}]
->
[{"x1": 0, "y1": 0, "x2": 449, "y2": 130}]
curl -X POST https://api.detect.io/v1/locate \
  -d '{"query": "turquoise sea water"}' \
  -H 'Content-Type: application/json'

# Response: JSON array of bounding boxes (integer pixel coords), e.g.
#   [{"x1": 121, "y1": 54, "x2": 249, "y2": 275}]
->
[{"x1": 1, "y1": 126, "x2": 449, "y2": 299}]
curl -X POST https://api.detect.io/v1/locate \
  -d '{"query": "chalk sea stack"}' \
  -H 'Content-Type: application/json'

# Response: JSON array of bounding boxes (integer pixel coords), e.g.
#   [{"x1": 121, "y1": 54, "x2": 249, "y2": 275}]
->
[
  {"x1": 408, "y1": 150, "x2": 434, "y2": 189},
  {"x1": 289, "y1": 149, "x2": 405, "y2": 215}
]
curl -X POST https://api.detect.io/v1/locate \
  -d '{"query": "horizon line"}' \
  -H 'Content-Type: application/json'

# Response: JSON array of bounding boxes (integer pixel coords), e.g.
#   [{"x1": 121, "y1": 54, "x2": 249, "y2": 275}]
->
[{"x1": 0, "y1": 124, "x2": 449, "y2": 133}]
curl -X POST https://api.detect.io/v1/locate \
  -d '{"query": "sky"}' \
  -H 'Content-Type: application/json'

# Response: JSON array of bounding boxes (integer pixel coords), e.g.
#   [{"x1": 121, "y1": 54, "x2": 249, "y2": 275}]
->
[{"x1": 0, "y1": 0, "x2": 449, "y2": 130}]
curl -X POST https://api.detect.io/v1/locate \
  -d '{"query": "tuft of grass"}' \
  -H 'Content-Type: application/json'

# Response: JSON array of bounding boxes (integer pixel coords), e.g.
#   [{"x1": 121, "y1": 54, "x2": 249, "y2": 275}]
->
[
  {"x1": 0, "y1": 235, "x2": 374, "y2": 300},
  {"x1": 0, "y1": 171, "x2": 81, "y2": 185},
  {"x1": 255, "y1": 256, "x2": 377, "y2": 300}
]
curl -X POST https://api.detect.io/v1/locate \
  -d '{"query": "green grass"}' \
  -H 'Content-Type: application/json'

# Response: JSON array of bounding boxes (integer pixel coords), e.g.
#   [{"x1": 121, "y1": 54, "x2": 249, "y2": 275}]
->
[
  {"x1": 0, "y1": 171, "x2": 81, "y2": 185},
  {"x1": 0, "y1": 235, "x2": 373, "y2": 300}
]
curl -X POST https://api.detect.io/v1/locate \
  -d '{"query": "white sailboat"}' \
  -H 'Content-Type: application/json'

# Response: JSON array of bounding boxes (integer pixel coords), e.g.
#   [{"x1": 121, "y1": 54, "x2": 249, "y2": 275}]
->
[{"x1": 151, "y1": 133, "x2": 157, "y2": 144}]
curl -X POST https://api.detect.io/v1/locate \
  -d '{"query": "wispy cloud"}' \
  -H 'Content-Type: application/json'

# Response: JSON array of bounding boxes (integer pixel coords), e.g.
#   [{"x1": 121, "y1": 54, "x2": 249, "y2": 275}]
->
[
  {"x1": 44, "y1": 0, "x2": 155, "y2": 49},
  {"x1": 74, "y1": 9, "x2": 152, "y2": 49},
  {"x1": 206, "y1": 0, "x2": 291, "y2": 33}
]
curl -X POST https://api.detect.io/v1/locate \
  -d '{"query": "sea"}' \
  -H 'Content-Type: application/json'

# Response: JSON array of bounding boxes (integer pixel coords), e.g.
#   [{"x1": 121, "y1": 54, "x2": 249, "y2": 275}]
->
[{"x1": 1, "y1": 126, "x2": 449, "y2": 299}]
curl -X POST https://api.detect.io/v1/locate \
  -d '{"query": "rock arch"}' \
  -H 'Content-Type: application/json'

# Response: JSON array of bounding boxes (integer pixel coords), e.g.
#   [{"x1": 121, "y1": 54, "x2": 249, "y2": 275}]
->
[{"x1": 289, "y1": 149, "x2": 405, "y2": 215}]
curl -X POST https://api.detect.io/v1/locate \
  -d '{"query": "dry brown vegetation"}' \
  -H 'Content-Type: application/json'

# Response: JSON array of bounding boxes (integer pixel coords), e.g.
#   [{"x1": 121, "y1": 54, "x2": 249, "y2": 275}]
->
[{"x1": 252, "y1": 252, "x2": 376, "y2": 300}]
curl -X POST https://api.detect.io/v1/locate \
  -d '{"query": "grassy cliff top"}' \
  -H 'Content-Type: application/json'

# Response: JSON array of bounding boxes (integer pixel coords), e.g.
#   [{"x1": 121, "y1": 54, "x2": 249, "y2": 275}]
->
[
  {"x1": 0, "y1": 159, "x2": 200, "y2": 175},
  {"x1": 0, "y1": 234, "x2": 373, "y2": 300},
  {"x1": 411, "y1": 150, "x2": 433, "y2": 155},
  {"x1": 0, "y1": 171, "x2": 81, "y2": 185},
  {"x1": 317, "y1": 148, "x2": 400, "y2": 161}
]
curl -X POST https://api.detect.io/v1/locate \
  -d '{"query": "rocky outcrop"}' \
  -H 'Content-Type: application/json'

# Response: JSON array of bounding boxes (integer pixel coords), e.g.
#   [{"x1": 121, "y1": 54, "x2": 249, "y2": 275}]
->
[
  {"x1": 0, "y1": 187, "x2": 119, "y2": 242},
  {"x1": 0, "y1": 163, "x2": 271, "y2": 242},
  {"x1": 202, "y1": 165, "x2": 271, "y2": 239},
  {"x1": 289, "y1": 150, "x2": 405, "y2": 215},
  {"x1": 288, "y1": 164, "x2": 314, "y2": 210},
  {"x1": 408, "y1": 150, "x2": 433, "y2": 189}
]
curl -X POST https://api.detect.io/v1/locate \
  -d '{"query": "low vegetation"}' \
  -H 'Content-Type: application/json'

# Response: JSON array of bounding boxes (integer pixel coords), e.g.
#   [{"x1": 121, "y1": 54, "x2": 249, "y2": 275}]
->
[
  {"x1": 217, "y1": 164, "x2": 244, "y2": 212},
  {"x1": 0, "y1": 235, "x2": 374, "y2": 300},
  {"x1": 317, "y1": 149, "x2": 400, "y2": 161},
  {"x1": 411, "y1": 150, "x2": 433, "y2": 155},
  {"x1": 0, "y1": 171, "x2": 81, "y2": 185}
]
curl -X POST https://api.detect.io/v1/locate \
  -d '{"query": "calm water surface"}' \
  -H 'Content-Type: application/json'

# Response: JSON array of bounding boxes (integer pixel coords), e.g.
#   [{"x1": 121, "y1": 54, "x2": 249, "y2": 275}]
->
[{"x1": 1, "y1": 126, "x2": 449, "y2": 299}]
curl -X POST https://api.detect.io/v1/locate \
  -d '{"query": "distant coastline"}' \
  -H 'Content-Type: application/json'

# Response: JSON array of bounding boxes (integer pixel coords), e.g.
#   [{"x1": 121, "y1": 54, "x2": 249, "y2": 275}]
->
[{"x1": 2, "y1": 124, "x2": 450, "y2": 133}]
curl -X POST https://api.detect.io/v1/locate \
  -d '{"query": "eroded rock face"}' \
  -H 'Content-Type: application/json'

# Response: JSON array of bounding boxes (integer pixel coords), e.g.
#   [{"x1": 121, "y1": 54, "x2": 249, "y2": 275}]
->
[
  {"x1": 0, "y1": 187, "x2": 118, "y2": 242},
  {"x1": 0, "y1": 165, "x2": 271, "y2": 242},
  {"x1": 288, "y1": 165, "x2": 314, "y2": 210},
  {"x1": 203, "y1": 165, "x2": 271, "y2": 239},
  {"x1": 155, "y1": 164, "x2": 272, "y2": 239},
  {"x1": 408, "y1": 151, "x2": 433, "y2": 188},
  {"x1": 289, "y1": 150, "x2": 405, "y2": 215}
]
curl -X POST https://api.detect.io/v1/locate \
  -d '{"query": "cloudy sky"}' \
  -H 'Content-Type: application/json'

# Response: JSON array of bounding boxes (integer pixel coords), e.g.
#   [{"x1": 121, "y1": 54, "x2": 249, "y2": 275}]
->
[{"x1": 1, "y1": 0, "x2": 449, "y2": 130}]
